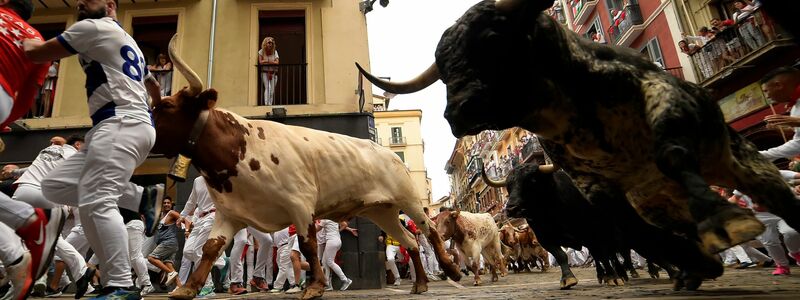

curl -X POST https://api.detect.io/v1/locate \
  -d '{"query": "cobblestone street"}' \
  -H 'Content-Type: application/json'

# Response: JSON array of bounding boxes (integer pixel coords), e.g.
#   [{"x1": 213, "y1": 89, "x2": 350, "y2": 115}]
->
[{"x1": 66, "y1": 266, "x2": 800, "y2": 300}]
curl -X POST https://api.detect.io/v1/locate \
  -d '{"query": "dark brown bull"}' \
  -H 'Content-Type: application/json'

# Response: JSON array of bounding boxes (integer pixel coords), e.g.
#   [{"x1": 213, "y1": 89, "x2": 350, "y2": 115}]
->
[{"x1": 357, "y1": 1, "x2": 800, "y2": 289}]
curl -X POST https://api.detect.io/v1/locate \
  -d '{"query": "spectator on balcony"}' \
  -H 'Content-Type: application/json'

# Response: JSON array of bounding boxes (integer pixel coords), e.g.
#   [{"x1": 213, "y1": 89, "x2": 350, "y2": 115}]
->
[
  {"x1": 38, "y1": 61, "x2": 58, "y2": 118},
  {"x1": 258, "y1": 36, "x2": 280, "y2": 106},
  {"x1": 678, "y1": 40, "x2": 698, "y2": 55},
  {"x1": 148, "y1": 54, "x2": 172, "y2": 97},
  {"x1": 733, "y1": 0, "x2": 767, "y2": 51}
]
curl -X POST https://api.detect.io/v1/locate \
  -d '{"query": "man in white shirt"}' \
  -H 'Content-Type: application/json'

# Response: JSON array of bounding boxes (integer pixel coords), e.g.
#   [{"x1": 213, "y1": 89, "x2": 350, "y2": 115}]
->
[
  {"x1": 174, "y1": 176, "x2": 226, "y2": 298},
  {"x1": 23, "y1": 1, "x2": 165, "y2": 297},
  {"x1": 760, "y1": 67, "x2": 800, "y2": 161}
]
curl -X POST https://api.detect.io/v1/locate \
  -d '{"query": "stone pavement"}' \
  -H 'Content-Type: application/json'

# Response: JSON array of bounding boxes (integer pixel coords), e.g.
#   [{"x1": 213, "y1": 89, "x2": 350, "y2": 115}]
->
[{"x1": 56, "y1": 266, "x2": 800, "y2": 299}]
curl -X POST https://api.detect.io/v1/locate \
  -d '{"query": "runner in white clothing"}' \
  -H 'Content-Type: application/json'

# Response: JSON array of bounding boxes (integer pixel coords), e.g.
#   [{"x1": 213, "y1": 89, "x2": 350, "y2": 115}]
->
[
  {"x1": 23, "y1": 0, "x2": 165, "y2": 296},
  {"x1": 174, "y1": 176, "x2": 226, "y2": 297},
  {"x1": 318, "y1": 219, "x2": 353, "y2": 291},
  {"x1": 0, "y1": 136, "x2": 95, "y2": 298}
]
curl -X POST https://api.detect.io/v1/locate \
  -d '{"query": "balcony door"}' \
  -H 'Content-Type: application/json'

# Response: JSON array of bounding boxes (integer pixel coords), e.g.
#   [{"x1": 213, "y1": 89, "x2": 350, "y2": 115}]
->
[{"x1": 258, "y1": 10, "x2": 307, "y2": 105}]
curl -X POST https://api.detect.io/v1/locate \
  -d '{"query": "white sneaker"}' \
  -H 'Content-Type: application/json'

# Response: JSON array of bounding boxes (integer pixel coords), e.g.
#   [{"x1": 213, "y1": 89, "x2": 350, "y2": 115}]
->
[
  {"x1": 393, "y1": 279, "x2": 401, "y2": 286},
  {"x1": 340, "y1": 278, "x2": 353, "y2": 291},
  {"x1": 268, "y1": 288, "x2": 282, "y2": 294},
  {"x1": 285, "y1": 285, "x2": 302, "y2": 294},
  {"x1": 165, "y1": 271, "x2": 179, "y2": 286},
  {"x1": 140, "y1": 285, "x2": 155, "y2": 296}
]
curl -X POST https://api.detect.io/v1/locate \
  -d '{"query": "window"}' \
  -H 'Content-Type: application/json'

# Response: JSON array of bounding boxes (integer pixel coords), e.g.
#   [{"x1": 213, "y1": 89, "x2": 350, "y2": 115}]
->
[
  {"x1": 132, "y1": 15, "x2": 179, "y2": 97},
  {"x1": 395, "y1": 151, "x2": 405, "y2": 162},
  {"x1": 640, "y1": 38, "x2": 664, "y2": 69},
  {"x1": 258, "y1": 10, "x2": 307, "y2": 106},
  {"x1": 391, "y1": 127, "x2": 405, "y2": 144},
  {"x1": 584, "y1": 16, "x2": 605, "y2": 43}
]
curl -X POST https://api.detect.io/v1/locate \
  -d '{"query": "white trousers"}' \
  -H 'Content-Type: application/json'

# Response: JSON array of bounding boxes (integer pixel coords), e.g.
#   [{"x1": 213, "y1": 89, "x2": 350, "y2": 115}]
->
[
  {"x1": 756, "y1": 212, "x2": 800, "y2": 267},
  {"x1": 261, "y1": 73, "x2": 277, "y2": 105},
  {"x1": 419, "y1": 235, "x2": 439, "y2": 274},
  {"x1": 41, "y1": 116, "x2": 155, "y2": 288},
  {"x1": 0, "y1": 221, "x2": 25, "y2": 264},
  {"x1": 180, "y1": 215, "x2": 226, "y2": 286},
  {"x1": 0, "y1": 88, "x2": 12, "y2": 126},
  {"x1": 127, "y1": 220, "x2": 151, "y2": 287},
  {"x1": 7, "y1": 184, "x2": 87, "y2": 280},
  {"x1": 322, "y1": 238, "x2": 346, "y2": 285},
  {"x1": 228, "y1": 227, "x2": 273, "y2": 285},
  {"x1": 273, "y1": 240, "x2": 295, "y2": 287},
  {"x1": 386, "y1": 244, "x2": 415, "y2": 281}
]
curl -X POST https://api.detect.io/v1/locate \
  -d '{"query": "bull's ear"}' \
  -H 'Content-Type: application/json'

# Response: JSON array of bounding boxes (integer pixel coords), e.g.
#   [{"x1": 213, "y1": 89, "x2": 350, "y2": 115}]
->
[{"x1": 197, "y1": 89, "x2": 218, "y2": 109}]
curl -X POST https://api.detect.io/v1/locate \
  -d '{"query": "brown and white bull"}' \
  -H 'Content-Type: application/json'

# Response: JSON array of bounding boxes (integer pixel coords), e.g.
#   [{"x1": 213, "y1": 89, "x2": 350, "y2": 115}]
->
[
  {"x1": 500, "y1": 223, "x2": 549, "y2": 272},
  {"x1": 435, "y1": 210, "x2": 507, "y2": 286},
  {"x1": 152, "y1": 36, "x2": 461, "y2": 299}
]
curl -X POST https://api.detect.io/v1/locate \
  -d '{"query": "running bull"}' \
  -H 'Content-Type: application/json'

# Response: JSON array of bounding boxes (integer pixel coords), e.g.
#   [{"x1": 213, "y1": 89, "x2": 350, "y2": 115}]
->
[
  {"x1": 152, "y1": 36, "x2": 462, "y2": 300},
  {"x1": 485, "y1": 162, "x2": 714, "y2": 290},
  {"x1": 357, "y1": 0, "x2": 800, "y2": 263}
]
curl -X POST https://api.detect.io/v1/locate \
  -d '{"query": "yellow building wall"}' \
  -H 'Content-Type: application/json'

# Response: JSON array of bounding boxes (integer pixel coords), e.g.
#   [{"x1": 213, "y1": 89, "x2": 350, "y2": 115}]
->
[
  {"x1": 374, "y1": 110, "x2": 430, "y2": 206},
  {"x1": 24, "y1": 0, "x2": 373, "y2": 129}
]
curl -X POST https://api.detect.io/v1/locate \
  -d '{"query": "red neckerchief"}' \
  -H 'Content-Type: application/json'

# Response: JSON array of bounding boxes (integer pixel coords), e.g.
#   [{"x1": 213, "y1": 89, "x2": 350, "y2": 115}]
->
[{"x1": 788, "y1": 85, "x2": 800, "y2": 108}]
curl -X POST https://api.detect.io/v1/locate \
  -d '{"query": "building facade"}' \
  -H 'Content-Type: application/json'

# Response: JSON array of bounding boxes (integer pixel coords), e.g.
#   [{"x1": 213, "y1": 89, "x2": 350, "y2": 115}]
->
[
  {"x1": 373, "y1": 96, "x2": 432, "y2": 208},
  {"x1": 672, "y1": 0, "x2": 799, "y2": 159},
  {"x1": 562, "y1": 0, "x2": 692, "y2": 80},
  {"x1": 445, "y1": 128, "x2": 544, "y2": 221}
]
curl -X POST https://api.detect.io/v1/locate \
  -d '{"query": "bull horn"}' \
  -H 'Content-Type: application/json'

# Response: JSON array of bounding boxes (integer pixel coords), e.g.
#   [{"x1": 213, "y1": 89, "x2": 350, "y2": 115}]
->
[
  {"x1": 355, "y1": 62, "x2": 439, "y2": 94},
  {"x1": 168, "y1": 34, "x2": 203, "y2": 97},
  {"x1": 480, "y1": 162, "x2": 508, "y2": 187},
  {"x1": 538, "y1": 164, "x2": 556, "y2": 174}
]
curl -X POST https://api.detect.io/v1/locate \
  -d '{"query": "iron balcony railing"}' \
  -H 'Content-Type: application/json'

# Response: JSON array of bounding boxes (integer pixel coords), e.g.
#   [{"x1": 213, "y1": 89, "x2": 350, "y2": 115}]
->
[
  {"x1": 688, "y1": 8, "x2": 787, "y2": 83},
  {"x1": 607, "y1": 1, "x2": 644, "y2": 44},
  {"x1": 256, "y1": 63, "x2": 308, "y2": 106},
  {"x1": 390, "y1": 136, "x2": 407, "y2": 145},
  {"x1": 150, "y1": 69, "x2": 173, "y2": 97}
]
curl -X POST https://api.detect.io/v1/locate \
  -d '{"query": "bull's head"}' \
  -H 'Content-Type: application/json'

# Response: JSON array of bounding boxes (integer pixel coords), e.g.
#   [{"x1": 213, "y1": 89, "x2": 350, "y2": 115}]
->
[
  {"x1": 499, "y1": 223, "x2": 518, "y2": 246},
  {"x1": 151, "y1": 35, "x2": 218, "y2": 158},
  {"x1": 357, "y1": 0, "x2": 558, "y2": 137},
  {"x1": 434, "y1": 210, "x2": 461, "y2": 240},
  {"x1": 496, "y1": 163, "x2": 555, "y2": 218}
]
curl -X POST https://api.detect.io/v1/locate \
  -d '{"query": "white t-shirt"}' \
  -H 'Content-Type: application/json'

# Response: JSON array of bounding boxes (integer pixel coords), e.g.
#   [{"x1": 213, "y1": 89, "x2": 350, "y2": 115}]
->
[
  {"x1": 15, "y1": 144, "x2": 77, "y2": 186},
  {"x1": 181, "y1": 176, "x2": 215, "y2": 218},
  {"x1": 56, "y1": 17, "x2": 152, "y2": 126},
  {"x1": 321, "y1": 219, "x2": 341, "y2": 243},
  {"x1": 273, "y1": 227, "x2": 291, "y2": 247}
]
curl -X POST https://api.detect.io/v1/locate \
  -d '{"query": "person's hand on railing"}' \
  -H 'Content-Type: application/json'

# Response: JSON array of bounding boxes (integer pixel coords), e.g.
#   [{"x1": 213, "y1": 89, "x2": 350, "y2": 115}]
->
[{"x1": 765, "y1": 114, "x2": 800, "y2": 128}]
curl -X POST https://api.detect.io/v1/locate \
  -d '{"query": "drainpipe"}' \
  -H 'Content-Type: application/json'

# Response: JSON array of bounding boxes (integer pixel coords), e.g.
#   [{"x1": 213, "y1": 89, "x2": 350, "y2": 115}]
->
[{"x1": 207, "y1": 0, "x2": 218, "y2": 87}]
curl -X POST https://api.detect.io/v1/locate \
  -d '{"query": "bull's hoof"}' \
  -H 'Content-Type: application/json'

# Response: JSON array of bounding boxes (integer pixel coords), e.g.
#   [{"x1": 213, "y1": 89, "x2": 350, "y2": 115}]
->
[
  {"x1": 300, "y1": 286, "x2": 324, "y2": 300},
  {"x1": 443, "y1": 264, "x2": 463, "y2": 282},
  {"x1": 684, "y1": 276, "x2": 703, "y2": 291},
  {"x1": 473, "y1": 277, "x2": 482, "y2": 286},
  {"x1": 410, "y1": 282, "x2": 428, "y2": 294},
  {"x1": 698, "y1": 207, "x2": 764, "y2": 253},
  {"x1": 560, "y1": 276, "x2": 578, "y2": 290},
  {"x1": 168, "y1": 287, "x2": 198, "y2": 300},
  {"x1": 630, "y1": 269, "x2": 640, "y2": 279},
  {"x1": 605, "y1": 277, "x2": 624, "y2": 286},
  {"x1": 672, "y1": 278, "x2": 685, "y2": 291},
  {"x1": 492, "y1": 274, "x2": 499, "y2": 282}
]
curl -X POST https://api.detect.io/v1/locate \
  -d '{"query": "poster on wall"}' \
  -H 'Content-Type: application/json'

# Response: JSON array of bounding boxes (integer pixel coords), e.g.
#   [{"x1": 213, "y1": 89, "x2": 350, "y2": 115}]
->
[{"x1": 718, "y1": 82, "x2": 769, "y2": 122}]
